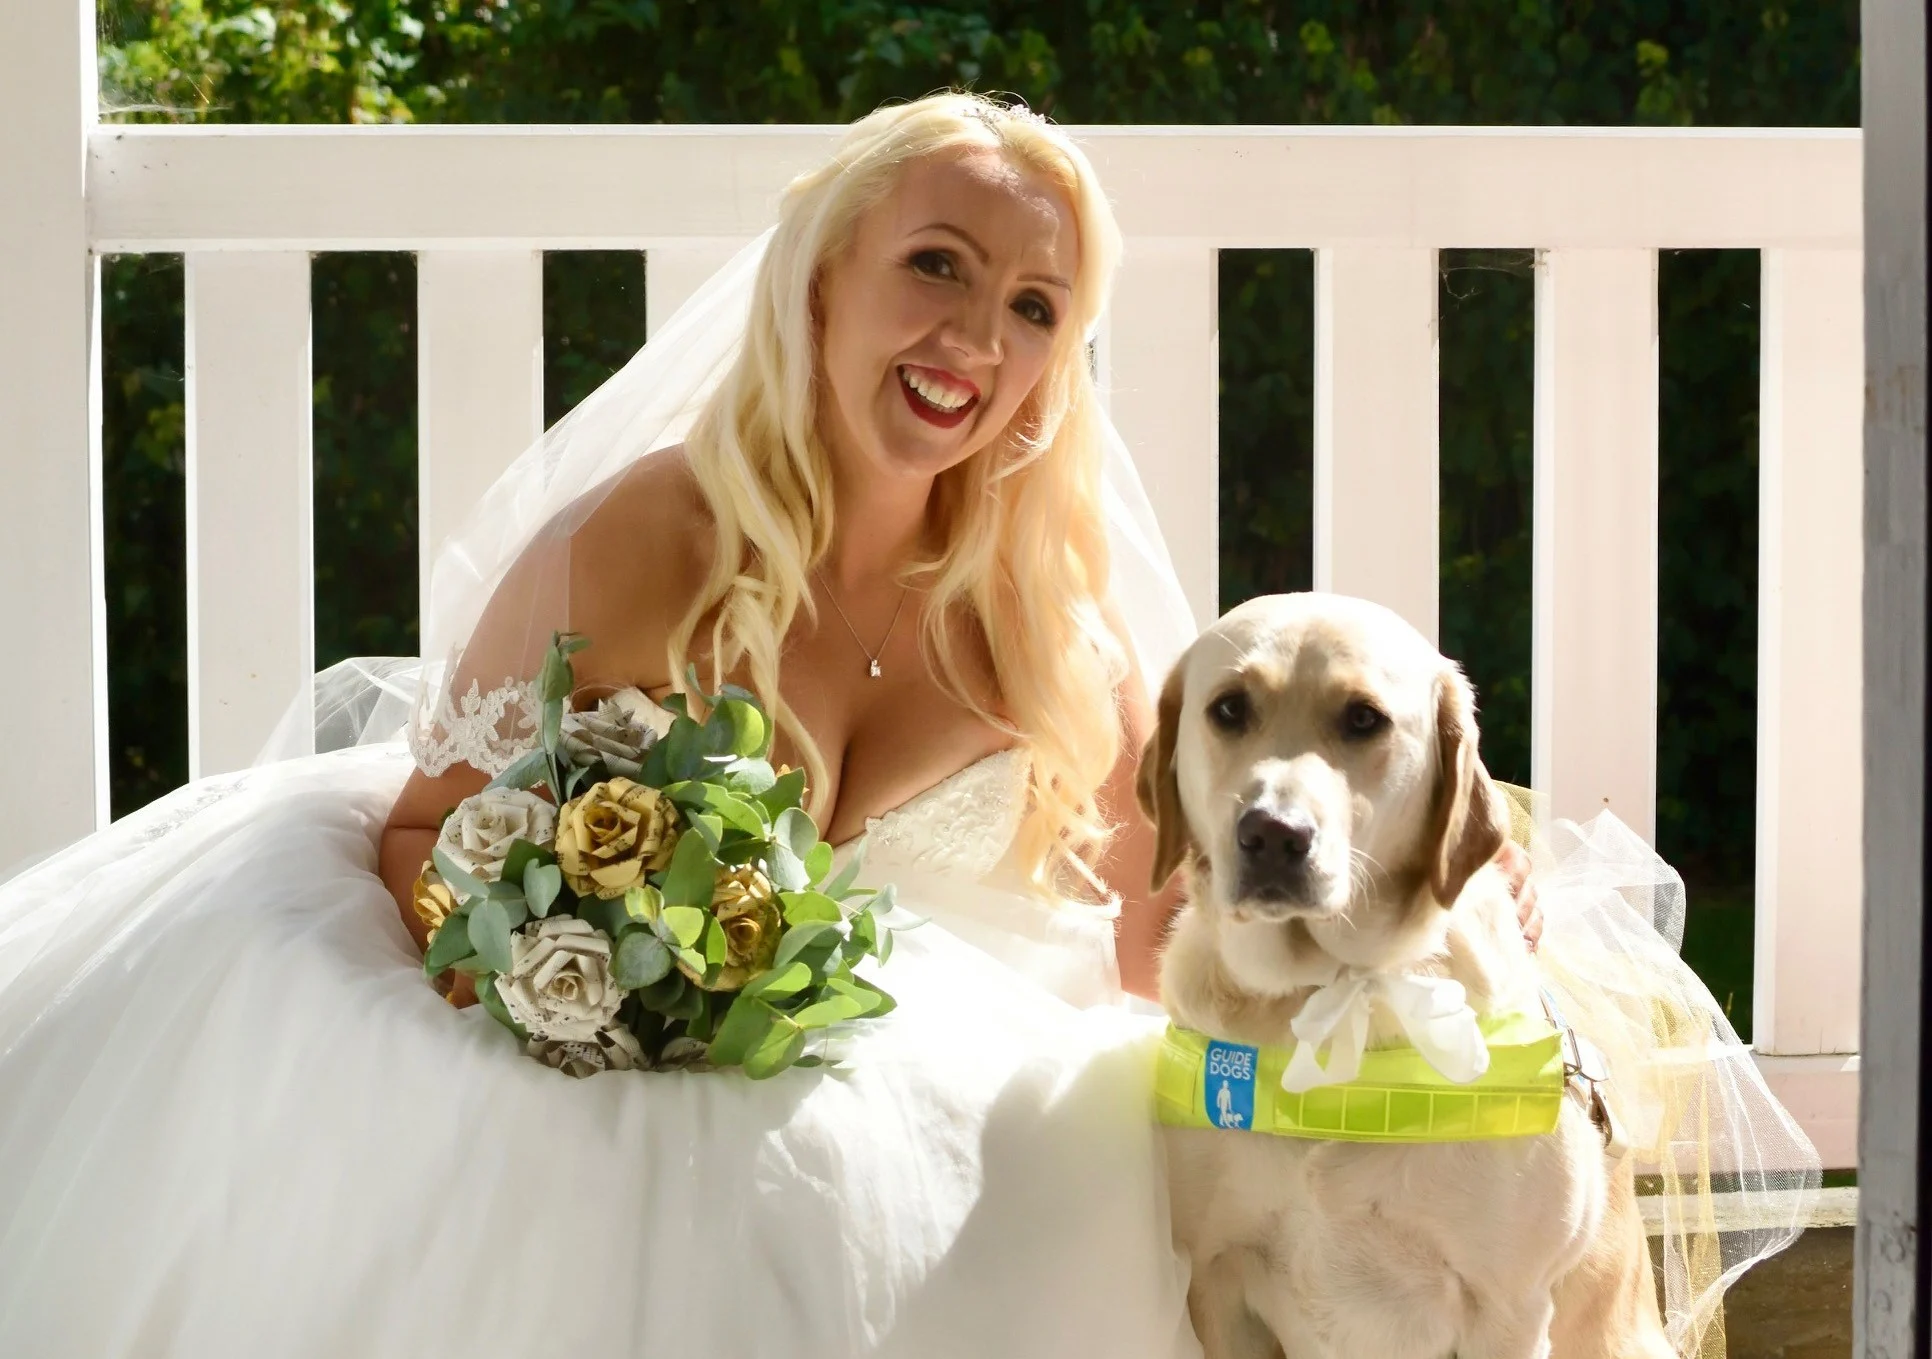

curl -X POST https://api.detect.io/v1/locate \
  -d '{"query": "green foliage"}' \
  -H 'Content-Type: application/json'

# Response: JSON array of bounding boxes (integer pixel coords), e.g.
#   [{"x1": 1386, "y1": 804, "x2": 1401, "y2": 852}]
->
[{"x1": 96, "y1": 0, "x2": 1858, "y2": 1036}]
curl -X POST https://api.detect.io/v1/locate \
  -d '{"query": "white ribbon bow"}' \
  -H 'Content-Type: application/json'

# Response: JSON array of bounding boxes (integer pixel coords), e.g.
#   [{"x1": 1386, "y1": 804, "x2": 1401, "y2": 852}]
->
[{"x1": 1280, "y1": 968, "x2": 1491, "y2": 1094}]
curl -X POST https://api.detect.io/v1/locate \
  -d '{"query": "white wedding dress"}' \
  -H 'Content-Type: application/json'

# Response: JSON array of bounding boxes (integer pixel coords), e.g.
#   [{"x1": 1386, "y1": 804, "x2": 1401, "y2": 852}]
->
[{"x1": 0, "y1": 726, "x2": 1202, "y2": 1357}]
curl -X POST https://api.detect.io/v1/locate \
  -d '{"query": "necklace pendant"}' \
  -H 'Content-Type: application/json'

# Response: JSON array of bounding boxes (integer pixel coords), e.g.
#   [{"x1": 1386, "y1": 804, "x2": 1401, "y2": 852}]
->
[{"x1": 869, "y1": 659, "x2": 883, "y2": 679}]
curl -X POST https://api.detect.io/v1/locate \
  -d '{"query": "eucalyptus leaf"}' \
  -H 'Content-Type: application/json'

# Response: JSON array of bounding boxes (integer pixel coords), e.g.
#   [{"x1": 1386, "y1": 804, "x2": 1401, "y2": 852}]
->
[
  {"x1": 468, "y1": 897, "x2": 516, "y2": 975},
  {"x1": 708, "y1": 698, "x2": 767, "y2": 761},
  {"x1": 475, "y1": 975, "x2": 528, "y2": 1039},
  {"x1": 773, "y1": 920, "x2": 840, "y2": 971},
  {"x1": 701, "y1": 914, "x2": 728, "y2": 967},
  {"x1": 863, "y1": 883, "x2": 899, "y2": 918},
  {"x1": 776, "y1": 807, "x2": 819, "y2": 861},
  {"x1": 523, "y1": 861, "x2": 563, "y2": 918},
  {"x1": 486, "y1": 749, "x2": 551, "y2": 793},
  {"x1": 706, "y1": 994, "x2": 778, "y2": 1068},
  {"x1": 766, "y1": 842, "x2": 809, "y2": 894},
  {"x1": 636, "y1": 970, "x2": 687, "y2": 1012},
  {"x1": 846, "y1": 975, "x2": 897, "y2": 1016},
  {"x1": 612, "y1": 930, "x2": 674, "y2": 989},
  {"x1": 431, "y1": 846, "x2": 488, "y2": 903},
  {"x1": 539, "y1": 645, "x2": 574, "y2": 704},
  {"x1": 804, "y1": 841, "x2": 834, "y2": 885},
  {"x1": 689, "y1": 812, "x2": 724, "y2": 852},
  {"x1": 423, "y1": 905, "x2": 478, "y2": 972},
  {"x1": 793, "y1": 990, "x2": 872, "y2": 1030},
  {"x1": 755, "y1": 768, "x2": 807, "y2": 818},
  {"x1": 660, "y1": 828, "x2": 717, "y2": 909},
  {"x1": 721, "y1": 758, "x2": 778, "y2": 798},
  {"x1": 823, "y1": 843, "x2": 866, "y2": 901},
  {"x1": 660, "y1": 905, "x2": 707, "y2": 949},
  {"x1": 744, "y1": 1016, "x2": 806, "y2": 1079},
  {"x1": 741, "y1": 958, "x2": 813, "y2": 1000},
  {"x1": 780, "y1": 891, "x2": 842, "y2": 926},
  {"x1": 500, "y1": 838, "x2": 552, "y2": 884},
  {"x1": 622, "y1": 884, "x2": 663, "y2": 927}
]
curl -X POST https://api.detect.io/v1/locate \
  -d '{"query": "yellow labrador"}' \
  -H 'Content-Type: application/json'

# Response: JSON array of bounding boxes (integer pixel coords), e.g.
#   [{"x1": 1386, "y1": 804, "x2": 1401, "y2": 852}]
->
[{"x1": 1141, "y1": 594, "x2": 1671, "y2": 1359}]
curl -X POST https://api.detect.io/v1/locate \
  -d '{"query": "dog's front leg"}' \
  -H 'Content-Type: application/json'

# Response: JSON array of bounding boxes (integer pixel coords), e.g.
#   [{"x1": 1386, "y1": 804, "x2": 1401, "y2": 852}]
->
[
  {"x1": 1457, "y1": 1294, "x2": 1557, "y2": 1359},
  {"x1": 1187, "y1": 1251, "x2": 1284, "y2": 1359}
]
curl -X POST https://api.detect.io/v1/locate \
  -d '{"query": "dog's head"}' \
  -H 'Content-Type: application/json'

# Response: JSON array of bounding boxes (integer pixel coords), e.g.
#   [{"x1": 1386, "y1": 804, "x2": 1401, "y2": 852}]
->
[{"x1": 1138, "y1": 593, "x2": 1508, "y2": 969}]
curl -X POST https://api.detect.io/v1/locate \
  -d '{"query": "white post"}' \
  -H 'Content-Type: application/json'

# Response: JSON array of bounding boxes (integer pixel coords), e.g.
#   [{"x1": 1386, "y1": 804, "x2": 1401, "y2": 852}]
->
[
  {"x1": 1101, "y1": 239, "x2": 1220, "y2": 630},
  {"x1": 184, "y1": 253, "x2": 316, "y2": 776},
  {"x1": 1754, "y1": 248, "x2": 1864, "y2": 1060},
  {"x1": 1858, "y1": 0, "x2": 1927, "y2": 1343},
  {"x1": 1531, "y1": 249, "x2": 1660, "y2": 841},
  {"x1": 0, "y1": 0, "x2": 103, "y2": 873},
  {"x1": 417, "y1": 250, "x2": 545, "y2": 635},
  {"x1": 1313, "y1": 247, "x2": 1440, "y2": 642},
  {"x1": 648, "y1": 242, "x2": 748, "y2": 338}
]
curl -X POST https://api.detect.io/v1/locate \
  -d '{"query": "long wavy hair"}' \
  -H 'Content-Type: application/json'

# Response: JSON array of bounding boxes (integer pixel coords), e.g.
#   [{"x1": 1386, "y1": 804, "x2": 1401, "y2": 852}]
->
[{"x1": 670, "y1": 92, "x2": 1127, "y2": 896}]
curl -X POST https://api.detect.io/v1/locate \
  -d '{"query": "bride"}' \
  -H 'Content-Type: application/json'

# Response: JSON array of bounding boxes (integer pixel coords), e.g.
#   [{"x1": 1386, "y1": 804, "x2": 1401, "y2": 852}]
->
[{"x1": 0, "y1": 93, "x2": 1808, "y2": 1358}]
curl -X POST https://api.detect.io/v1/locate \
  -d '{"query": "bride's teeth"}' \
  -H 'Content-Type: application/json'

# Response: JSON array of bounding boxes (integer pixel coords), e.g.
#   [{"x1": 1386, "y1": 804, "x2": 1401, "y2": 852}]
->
[{"x1": 901, "y1": 367, "x2": 971, "y2": 412}]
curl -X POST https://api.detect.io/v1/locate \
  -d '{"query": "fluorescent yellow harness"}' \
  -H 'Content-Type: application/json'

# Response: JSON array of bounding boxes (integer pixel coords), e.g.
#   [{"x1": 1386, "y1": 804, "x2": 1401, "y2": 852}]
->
[{"x1": 1154, "y1": 1011, "x2": 1570, "y2": 1144}]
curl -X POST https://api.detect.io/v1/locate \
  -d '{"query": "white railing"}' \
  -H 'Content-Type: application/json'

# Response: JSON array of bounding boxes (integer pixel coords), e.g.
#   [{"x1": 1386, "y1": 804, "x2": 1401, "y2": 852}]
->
[{"x1": 0, "y1": 10, "x2": 1863, "y2": 1163}]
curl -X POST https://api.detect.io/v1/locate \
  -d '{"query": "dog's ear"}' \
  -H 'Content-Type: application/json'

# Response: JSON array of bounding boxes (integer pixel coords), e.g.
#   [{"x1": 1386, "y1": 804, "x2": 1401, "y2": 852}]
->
[
  {"x1": 1136, "y1": 660, "x2": 1192, "y2": 891},
  {"x1": 1426, "y1": 666, "x2": 1509, "y2": 906}
]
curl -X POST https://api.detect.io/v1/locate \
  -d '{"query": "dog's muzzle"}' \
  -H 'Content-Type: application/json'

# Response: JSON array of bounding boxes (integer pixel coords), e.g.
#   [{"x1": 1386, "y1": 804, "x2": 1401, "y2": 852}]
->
[{"x1": 1232, "y1": 804, "x2": 1320, "y2": 910}]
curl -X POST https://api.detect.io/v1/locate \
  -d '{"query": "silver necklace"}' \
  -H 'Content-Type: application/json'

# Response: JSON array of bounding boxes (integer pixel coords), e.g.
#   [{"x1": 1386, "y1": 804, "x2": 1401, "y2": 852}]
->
[{"x1": 814, "y1": 568, "x2": 910, "y2": 679}]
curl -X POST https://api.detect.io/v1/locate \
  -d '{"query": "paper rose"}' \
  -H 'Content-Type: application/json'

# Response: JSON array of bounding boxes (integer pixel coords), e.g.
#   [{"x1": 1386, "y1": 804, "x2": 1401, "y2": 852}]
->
[
  {"x1": 411, "y1": 865, "x2": 459, "y2": 935},
  {"x1": 679, "y1": 864, "x2": 783, "y2": 992},
  {"x1": 438, "y1": 787, "x2": 557, "y2": 883},
  {"x1": 555, "y1": 778, "x2": 680, "y2": 899},
  {"x1": 525, "y1": 1026, "x2": 647, "y2": 1078},
  {"x1": 560, "y1": 697, "x2": 658, "y2": 774},
  {"x1": 494, "y1": 917, "x2": 626, "y2": 1042}
]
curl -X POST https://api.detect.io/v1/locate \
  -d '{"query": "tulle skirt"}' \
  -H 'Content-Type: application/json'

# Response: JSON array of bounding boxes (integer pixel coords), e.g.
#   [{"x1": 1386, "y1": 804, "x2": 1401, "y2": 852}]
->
[
  {"x1": 0, "y1": 747, "x2": 1817, "y2": 1359},
  {"x1": 0, "y1": 746, "x2": 1200, "y2": 1358}
]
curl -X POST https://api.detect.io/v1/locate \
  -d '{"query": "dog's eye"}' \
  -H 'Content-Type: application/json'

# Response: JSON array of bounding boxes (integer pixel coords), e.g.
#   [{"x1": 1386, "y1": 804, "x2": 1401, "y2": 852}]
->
[
  {"x1": 1207, "y1": 691, "x2": 1251, "y2": 732},
  {"x1": 1341, "y1": 700, "x2": 1389, "y2": 739}
]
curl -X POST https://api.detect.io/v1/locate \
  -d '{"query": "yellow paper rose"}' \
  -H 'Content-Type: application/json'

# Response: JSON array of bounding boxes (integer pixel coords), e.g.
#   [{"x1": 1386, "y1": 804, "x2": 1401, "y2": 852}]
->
[
  {"x1": 679, "y1": 865, "x2": 784, "y2": 992},
  {"x1": 555, "y1": 778, "x2": 680, "y2": 899},
  {"x1": 412, "y1": 864, "x2": 459, "y2": 935}
]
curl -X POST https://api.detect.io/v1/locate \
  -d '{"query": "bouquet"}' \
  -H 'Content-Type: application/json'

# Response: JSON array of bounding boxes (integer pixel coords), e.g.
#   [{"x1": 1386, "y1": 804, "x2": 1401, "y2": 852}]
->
[{"x1": 413, "y1": 634, "x2": 901, "y2": 1079}]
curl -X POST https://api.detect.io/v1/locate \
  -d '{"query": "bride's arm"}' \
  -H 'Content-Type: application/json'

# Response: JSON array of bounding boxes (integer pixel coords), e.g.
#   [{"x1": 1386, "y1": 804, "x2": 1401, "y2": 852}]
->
[
  {"x1": 378, "y1": 451, "x2": 709, "y2": 983},
  {"x1": 1092, "y1": 609, "x2": 1185, "y2": 1002}
]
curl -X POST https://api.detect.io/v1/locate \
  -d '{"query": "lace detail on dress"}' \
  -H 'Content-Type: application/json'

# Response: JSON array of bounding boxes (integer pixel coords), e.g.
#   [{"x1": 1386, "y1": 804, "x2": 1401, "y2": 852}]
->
[
  {"x1": 862, "y1": 748, "x2": 1030, "y2": 883},
  {"x1": 408, "y1": 679, "x2": 542, "y2": 777}
]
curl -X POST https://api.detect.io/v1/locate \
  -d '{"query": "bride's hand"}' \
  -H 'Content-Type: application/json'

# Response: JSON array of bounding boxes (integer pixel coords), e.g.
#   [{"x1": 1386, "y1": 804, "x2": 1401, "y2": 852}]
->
[
  {"x1": 433, "y1": 969, "x2": 480, "y2": 1009},
  {"x1": 1496, "y1": 842, "x2": 1541, "y2": 953}
]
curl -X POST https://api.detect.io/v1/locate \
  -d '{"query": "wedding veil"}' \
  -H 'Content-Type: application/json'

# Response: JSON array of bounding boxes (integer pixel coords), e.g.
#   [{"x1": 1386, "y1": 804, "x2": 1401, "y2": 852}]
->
[{"x1": 285, "y1": 229, "x2": 1198, "y2": 773}]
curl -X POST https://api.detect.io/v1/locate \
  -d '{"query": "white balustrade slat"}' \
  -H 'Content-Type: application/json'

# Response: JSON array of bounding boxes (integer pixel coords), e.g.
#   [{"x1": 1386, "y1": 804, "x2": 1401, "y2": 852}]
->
[
  {"x1": 416, "y1": 250, "x2": 544, "y2": 635},
  {"x1": 1754, "y1": 248, "x2": 1865, "y2": 1057},
  {"x1": 184, "y1": 252, "x2": 315, "y2": 777},
  {"x1": 1100, "y1": 239, "x2": 1220, "y2": 631},
  {"x1": 1314, "y1": 247, "x2": 1440, "y2": 641},
  {"x1": 90, "y1": 127, "x2": 1860, "y2": 255},
  {"x1": 648, "y1": 241, "x2": 749, "y2": 338},
  {"x1": 0, "y1": 0, "x2": 104, "y2": 876},
  {"x1": 1531, "y1": 249, "x2": 1660, "y2": 840}
]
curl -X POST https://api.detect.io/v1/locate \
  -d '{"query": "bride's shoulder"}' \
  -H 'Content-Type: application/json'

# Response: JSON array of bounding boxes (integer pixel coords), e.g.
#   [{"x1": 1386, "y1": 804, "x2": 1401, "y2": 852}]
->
[{"x1": 564, "y1": 447, "x2": 715, "y2": 683}]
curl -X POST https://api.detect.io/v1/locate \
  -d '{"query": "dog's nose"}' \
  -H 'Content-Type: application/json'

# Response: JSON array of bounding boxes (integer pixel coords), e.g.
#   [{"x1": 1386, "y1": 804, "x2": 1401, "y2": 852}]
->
[{"x1": 1236, "y1": 806, "x2": 1316, "y2": 865}]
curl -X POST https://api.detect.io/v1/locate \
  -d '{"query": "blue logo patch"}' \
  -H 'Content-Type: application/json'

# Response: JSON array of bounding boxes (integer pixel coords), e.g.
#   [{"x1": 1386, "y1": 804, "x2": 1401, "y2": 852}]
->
[{"x1": 1204, "y1": 1040, "x2": 1258, "y2": 1130}]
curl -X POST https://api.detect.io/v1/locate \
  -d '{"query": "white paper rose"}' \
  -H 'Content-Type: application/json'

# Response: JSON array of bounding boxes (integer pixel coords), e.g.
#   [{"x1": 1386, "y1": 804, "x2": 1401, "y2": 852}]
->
[
  {"x1": 560, "y1": 697, "x2": 658, "y2": 774},
  {"x1": 437, "y1": 787, "x2": 558, "y2": 883},
  {"x1": 494, "y1": 917, "x2": 626, "y2": 1042},
  {"x1": 525, "y1": 1026, "x2": 646, "y2": 1078}
]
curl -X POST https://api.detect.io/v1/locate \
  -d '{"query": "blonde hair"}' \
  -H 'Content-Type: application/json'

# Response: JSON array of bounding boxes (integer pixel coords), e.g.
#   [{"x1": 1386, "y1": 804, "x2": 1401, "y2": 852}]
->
[{"x1": 670, "y1": 92, "x2": 1127, "y2": 895}]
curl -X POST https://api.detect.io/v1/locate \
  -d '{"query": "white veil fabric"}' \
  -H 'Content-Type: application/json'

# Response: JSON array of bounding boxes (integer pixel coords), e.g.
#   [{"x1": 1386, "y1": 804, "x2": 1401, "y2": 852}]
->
[
  {"x1": 260, "y1": 230, "x2": 1809, "y2": 1357},
  {"x1": 285, "y1": 230, "x2": 1196, "y2": 770}
]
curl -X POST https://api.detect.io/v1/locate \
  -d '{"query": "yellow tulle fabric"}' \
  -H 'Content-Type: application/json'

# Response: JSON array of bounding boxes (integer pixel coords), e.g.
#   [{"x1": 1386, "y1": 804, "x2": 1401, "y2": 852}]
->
[{"x1": 1496, "y1": 784, "x2": 1820, "y2": 1358}]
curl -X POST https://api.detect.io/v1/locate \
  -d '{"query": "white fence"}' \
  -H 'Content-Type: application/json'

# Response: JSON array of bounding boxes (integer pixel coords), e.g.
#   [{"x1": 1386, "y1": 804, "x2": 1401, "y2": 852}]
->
[{"x1": 0, "y1": 11, "x2": 1863, "y2": 1163}]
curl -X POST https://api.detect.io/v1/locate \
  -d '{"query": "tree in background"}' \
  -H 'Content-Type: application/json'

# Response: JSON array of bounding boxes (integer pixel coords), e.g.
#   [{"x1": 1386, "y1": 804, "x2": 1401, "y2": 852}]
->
[{"x1": 95, "y1": 0, "x2": 1859, "y2": 1028}]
